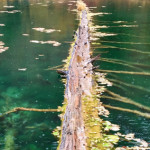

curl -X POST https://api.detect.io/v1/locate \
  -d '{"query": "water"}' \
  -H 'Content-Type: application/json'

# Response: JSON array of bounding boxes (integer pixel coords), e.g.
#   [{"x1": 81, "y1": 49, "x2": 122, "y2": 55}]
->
[
  {"x1": 0, "y1": 0, "x2": 150, "y2": 149},
  {"x1": 0, "y1": 0, "x2": 78, "y2": 149},
  {"x1": 88, "y1": 0, "x2": 150, "y2": 145}
]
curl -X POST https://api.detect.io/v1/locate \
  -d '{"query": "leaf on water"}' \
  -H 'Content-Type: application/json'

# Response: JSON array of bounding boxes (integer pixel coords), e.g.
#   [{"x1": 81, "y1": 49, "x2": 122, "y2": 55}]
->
[
  {"x1": 0, "y1": 24, "x2": 5, "y2": 27},
  {"x1": 30, "y1": 40, "x2": 40, "y2": 43},
  {"x1": 38, "y1": 54, "x2": 44, "y2": 57},
  {"x1": 118, "y1": 25, "x2": 138, "y2": 28},
  {"x1": 90, "y1": 25, "x2": 109, "y2": 31},
  {"x1": 0, "y1": 10, "x2": 21, "y2": 14},
  {"x1": 92, "y1": 32, "x2": 117, "y2": 37},
  {"x1": 0, "y1": 41, "x2": 5, "y2": 46},
  {"x1": 113, "y1": 21, "x2": 127, "y2": 23},
  {"x1": 90, "y1": 37, "x2": 100, "y2": 41},
  {"x1": 30, "y1": 40, "x2": 61, "y2": 46},
  {"x1": 3, "y1": 6, "x2": 15, "y2": 8},
  {"x1": 22, "y1": 34, "x2": 29, "y2": 36},
  {"x1": 89, "y1": 12, "x2": 111, "y2": 17},
  {"x1": 0, "y1": 48, "x2": 8, "y2": 53},
  {"x1": 89, "y1": 7, "x2": 97, "y2": 9},
  {"x1": 18, "y1": 68, "x2": 27, "y2": 71},
  {"x1": 0, "y1": 42, "x2": 9, "y2": 53},
  {"x1": 32, "y1": 27, "x2": 61, "y2": 33}
]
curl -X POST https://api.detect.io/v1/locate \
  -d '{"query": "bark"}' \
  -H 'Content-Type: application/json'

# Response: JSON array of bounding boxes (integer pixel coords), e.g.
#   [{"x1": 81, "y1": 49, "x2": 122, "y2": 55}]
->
[{"x1": 59, "y1": 10, "x2": 93, "y2": 150}]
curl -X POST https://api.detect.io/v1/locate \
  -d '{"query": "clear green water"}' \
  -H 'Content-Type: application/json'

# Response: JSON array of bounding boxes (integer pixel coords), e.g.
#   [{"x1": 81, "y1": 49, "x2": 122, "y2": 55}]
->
[
  {"x1": 0, "y1": 0, "x2": 78, "y2": 149},
  {"x1": 0, "y1": 0, "x2": 150, "y2": 149},
  {"x1": 89, "y1": 0, "x2": 150, "y2": 146}
]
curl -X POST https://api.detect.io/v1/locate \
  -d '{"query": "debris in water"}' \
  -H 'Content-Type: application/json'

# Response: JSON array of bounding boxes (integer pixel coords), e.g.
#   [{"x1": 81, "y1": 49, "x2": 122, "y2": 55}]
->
[
  {"x1": 0, "y1": 41, "x2": 9, "y2": 53},
  {"x1": 0, "y1": 10, "x2": 21, "y2": 13},
  {"x1": 30, "y1": 40, "x2": 40, "y2": 43},
  {"x1": 118, "y1": 25, "x2": 138, "y2": 27},
  {"x1": 3, "y1": 6, "x2": 15, "y2": 8},
  {"x1": 30, "y1": 40, "x2": 61, "y2": 46},
  {"x1": 113, "y1": 21, "x2": 127, "y2": 23},
  {"x1": 22, "y1": 34, "x2": 29, "y2": 36},
  {"x1": 32, "y1": 27, "x2": 61, "y2": 33},
  {"x1": 0, "y1": 41, "x2": 5, "y2": 46},
  {"x1": 0, "y1": 24, "x2": 5, "y2": 27},
  {"x1": 89, "y1": 12, "x2": 111, "y2": 17},
  {"x1": 18, "y1": 68, "x2": 27, "y2": 71},
  {"x1": 0, "y1": 34, "x2": 4, "y2": 36},
  {"x1": 0, "y1": 47, "x2": 9, "y2": 53},
  {"x1": 92, "y1": 32, "x2": 117, "y2": 37}
]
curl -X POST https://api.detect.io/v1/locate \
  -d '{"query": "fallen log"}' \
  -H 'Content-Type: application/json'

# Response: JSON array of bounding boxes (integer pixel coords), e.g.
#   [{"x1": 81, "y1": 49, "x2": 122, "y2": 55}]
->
[{"x1": 58, "y1": 3, "x2": 108, "y2": 150}]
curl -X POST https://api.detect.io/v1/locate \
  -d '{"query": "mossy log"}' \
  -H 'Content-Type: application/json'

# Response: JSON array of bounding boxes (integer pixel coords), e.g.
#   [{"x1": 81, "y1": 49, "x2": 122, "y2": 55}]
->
[
  {"x1": 58, "y1": 8, "x2": 106, "y2": 150},
  {"x1": 59, "y1": 10, "x2": 91, "y2": 150}
]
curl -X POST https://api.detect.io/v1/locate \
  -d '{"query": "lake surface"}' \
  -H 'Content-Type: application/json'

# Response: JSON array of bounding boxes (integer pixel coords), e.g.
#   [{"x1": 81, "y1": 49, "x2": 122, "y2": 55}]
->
[{"x1": 0, "y1": 0, "x2": 150, "y2": 149}]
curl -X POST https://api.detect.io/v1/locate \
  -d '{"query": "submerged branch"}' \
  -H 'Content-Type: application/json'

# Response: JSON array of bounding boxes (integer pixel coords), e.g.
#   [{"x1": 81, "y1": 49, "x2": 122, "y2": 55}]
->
[
  {"x1": 98, "y1": 58, "x2": 143, "y2": 71},
  {"x1": 104, "y1": 104, "x2": 150, "y2": 119},
  {"x1": 108, "y1": 78, "x2": 150, "y2": 93},
  {"x1": 0, "y1": 107, "x2": 59, "y2": 117},
  {"x1": 92, "y1": 45, "x2": 150, "y2": 55},
  {"x1": 46, "y1": 64, "x2": 64, "y2": 70},
  {"x1": 103, "y1": 90, "x2": 150, "y2": 112},
  {"x1": 96, "y1": 69, "x2": 150, "y2": 76}
]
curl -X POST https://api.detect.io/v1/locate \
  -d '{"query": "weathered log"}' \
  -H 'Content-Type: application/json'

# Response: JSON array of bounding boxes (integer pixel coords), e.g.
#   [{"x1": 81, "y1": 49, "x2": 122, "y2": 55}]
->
[
  {"x1": 59, "y1": 10, "x2": 90, "y2": 150},
  {"x1": 57, "y1": 2, "x2": 108, "y2": 147}
]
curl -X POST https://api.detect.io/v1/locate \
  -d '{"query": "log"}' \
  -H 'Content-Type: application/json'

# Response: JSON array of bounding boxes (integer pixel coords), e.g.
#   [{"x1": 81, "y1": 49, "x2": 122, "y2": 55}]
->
[
  {"x1": 59, "y1": 10, "x2": 91, "y2": 150},
  {"x1": 58, "y1": 3, "x2": 107, "y2": 148}
]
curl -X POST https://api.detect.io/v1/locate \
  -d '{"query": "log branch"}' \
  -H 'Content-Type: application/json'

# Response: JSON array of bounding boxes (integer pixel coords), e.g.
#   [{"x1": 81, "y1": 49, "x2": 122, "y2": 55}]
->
[{"x1": 0, "y1": 107, "x2": 59, "y2": 118}]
